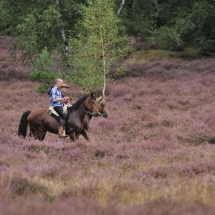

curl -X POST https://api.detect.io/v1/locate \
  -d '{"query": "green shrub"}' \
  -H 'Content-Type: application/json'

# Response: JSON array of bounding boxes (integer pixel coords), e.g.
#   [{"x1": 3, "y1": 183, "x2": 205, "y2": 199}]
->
[
  {"x1": 35, "y1": 85, "x2": 50, "y2": 93},
  {"x1": 30, "y1": 47, "x2": 60, "y2": 92},
  {"x1": 155, "y1": 26, "x2": 182, "y2": 50}
]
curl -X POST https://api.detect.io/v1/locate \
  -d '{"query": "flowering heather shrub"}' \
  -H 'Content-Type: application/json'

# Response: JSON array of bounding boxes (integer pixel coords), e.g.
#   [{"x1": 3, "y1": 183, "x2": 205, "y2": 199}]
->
[
  {"x1": 22, "y1": 144, "x2": 51, "y2": 154},
  {"x1": 182, "y1": 58, "x2": 215, "y2": 73},
  {"x1": 110, "y1": 82, "x2": 131, "y2": 98},
  {"x1": 2, "y1": 37, "x2": 215, "y2": 214},
  {"x1": 125, "y1": 62, "x2": 149, "y2": 77},
  {"x1": 9, "y1": 175, "x2": 48, "y2": 196},
  {"x1": 124, "y1": 200, "x2": 215, "y2": 215},
  {"x1": 97, "y1": 118, "x2": 115, "y2": 130},
  {"x1": 63, "y1": 147, "x2": 86, "y2": 162},
  {"x1": 0, "y1": 165, "x2": 10, "y2": 174},
  {"x1": 0, "y1": 38, "x2": 31, "y2": 80},
  {"x1": 124, "y1": 58, "x2": 215, "y2": 81},
  {"x1": 142, "y1": 160, "x2": 215, "y2": 179}
]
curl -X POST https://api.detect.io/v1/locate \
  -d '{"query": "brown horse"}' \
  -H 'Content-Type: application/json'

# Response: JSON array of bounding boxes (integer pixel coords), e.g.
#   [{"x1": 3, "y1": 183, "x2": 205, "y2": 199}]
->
[
  {"x1": 80, "y1": 96, "x2": 108, "y2": 141},
  {"x1": 18, "y1": 93, "x2": 100, "y2": 141}
]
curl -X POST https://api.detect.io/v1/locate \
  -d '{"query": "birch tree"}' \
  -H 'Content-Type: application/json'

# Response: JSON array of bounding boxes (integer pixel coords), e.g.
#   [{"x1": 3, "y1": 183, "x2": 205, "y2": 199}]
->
[{"x1": 68, "y1": 0, "x2": 131, "y2": 95}]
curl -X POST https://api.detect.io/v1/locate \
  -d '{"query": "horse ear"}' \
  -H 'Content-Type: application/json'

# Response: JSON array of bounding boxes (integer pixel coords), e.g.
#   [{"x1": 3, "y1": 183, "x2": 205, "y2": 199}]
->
[
  {"x1": 96, "y1": 96, "x2": 102, "y2": 102},
  {"x1": 90, "y1": 92, "x2": 96, "y2": 99}
]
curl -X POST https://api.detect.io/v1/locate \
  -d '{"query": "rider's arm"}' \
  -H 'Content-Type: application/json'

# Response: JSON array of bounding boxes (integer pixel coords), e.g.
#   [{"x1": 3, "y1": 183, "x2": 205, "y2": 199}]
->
[
  {"x1": 51, "y1": 88, "x2": 69, "y2": 103},
  {"x1": 54, "y1": 97, "x2": 65, "y2": 102}
]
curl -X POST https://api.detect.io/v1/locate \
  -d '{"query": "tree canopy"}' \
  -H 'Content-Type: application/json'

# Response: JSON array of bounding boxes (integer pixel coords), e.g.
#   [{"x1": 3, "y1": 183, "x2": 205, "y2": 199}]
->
[
  {"x1": 68, "y1": 0, "x2": 131, "y2": 93},
  {"x1": 1, "y1": 0, "x2": 215, "y2": 58},
  {"x1": 0, "y1": 0, "x2": 215, "y2": 91}
]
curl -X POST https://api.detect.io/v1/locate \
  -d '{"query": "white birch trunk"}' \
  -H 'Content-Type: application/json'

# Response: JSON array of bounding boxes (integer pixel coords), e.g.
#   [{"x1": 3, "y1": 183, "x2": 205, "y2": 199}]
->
[
  {"x1": 59, "y1": 17, "x2": 69, "y2": 55},
  {"x1": 102, "y1": 55, "x2": 106, "y2": 98},
  {"x1": 56, "y1": 0, "x2": 69, "y2": 57},
  {"x1": 100, "y1": 31, "x2": 106, "y2": 98},
  {"x1": 117, "y1": 0, "x2": 125, "y2": 15}
]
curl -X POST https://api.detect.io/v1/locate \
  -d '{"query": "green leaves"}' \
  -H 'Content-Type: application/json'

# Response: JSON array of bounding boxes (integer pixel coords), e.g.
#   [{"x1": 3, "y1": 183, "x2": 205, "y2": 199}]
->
[
  {"x1": 157, "y1": 0, "x2": 215, "y2": 49},
  {"x1": 11, "y1": 5, "x2": 61, "y2": 63},
  {"x1": 184, "y1": 1, "x2": 215, "y2": 47},
  {"x1": 156, "y1": 26, "x2": 182, "y2": 50},
  {"x1": 30, "y1": 47, "x2": 61, "y2": 93},
  {"x1": 0, "y1": 0, "x2": 82, "y2": 63},
  {"x1": 68, "y1": 0, "x2": 131, "y2": 93},
  {"x1": 1, "y1": 0, "x2": 215, "y2": 89}
]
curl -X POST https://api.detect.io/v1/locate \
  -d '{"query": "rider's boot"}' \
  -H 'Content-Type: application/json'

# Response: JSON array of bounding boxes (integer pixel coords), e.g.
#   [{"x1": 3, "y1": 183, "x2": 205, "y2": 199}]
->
[
  {"x1": 58, "y1": 126, "x2": 68, "y2": 138},
  {"x1": 63, "y1": 130, "x2": 68, "y2": 138}
]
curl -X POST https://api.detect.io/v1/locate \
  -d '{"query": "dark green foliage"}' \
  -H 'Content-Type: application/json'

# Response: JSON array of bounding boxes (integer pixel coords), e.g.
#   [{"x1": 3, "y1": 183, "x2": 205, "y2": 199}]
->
[
  {"x1": 68, "y1": 0, "x2": 131, "y2": 92},
  {"x1": 1, "y1": 0, "x2": 215, "y2": 57},
  {"x1": 116, "y1": 0, "x2": 215, "y2": 50},
  {"x1": 30, "y1": 47, "x2": 60, "y2": 93},
  {"x1": 0, "y1": 0, "x2": 87, "y2": 63},
  {"x1": 156, "y1": 0, "x2": 215, "y2": 49},
  {"x1": 155, "y1": 26, "x2": 182, "y2": 50}
]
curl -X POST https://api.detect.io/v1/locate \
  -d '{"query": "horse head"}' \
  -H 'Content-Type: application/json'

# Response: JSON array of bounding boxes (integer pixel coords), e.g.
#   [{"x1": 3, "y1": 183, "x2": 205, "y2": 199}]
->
[
  {"x1": 96, "y1": 96, "x2": 108, "y2": 118},
  {"x1": 84, "y1": 93, "x2": 100, "y2": 117}
]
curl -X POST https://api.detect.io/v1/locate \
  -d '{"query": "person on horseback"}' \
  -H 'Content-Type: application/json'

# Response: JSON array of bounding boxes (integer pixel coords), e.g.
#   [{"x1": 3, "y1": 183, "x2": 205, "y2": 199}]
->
[
  {"x1": 60, "y1": 83, "x2": 71, "y2": 107},
  {"x1": 50, "y1": 78, "x2": 69, "y2": 138}
]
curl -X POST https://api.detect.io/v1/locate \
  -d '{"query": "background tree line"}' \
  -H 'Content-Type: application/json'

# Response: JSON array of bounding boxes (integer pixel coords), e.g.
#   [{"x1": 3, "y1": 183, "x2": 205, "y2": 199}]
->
[{"x1": 0, "y1": 0, "x2": 215, "y2": 92}]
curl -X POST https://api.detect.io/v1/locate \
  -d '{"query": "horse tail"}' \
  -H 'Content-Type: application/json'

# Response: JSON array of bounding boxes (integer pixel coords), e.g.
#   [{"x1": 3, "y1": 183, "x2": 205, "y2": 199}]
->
[{"x1": 18, "y1": 111, "x2": 31, "y2": 138}]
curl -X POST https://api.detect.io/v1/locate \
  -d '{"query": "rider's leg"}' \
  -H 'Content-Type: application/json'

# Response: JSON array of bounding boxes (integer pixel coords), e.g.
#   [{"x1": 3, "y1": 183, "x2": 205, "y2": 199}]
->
[{"x1": 53, "y1": 106, "x2": 68, "y2": 138}]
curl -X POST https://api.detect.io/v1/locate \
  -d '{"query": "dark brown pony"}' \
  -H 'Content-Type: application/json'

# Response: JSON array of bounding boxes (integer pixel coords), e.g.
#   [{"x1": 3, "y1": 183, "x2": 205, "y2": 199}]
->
[
  {"x1": 80, "y1": 96, "x2": 108, "y2": 141},
  {"x1": 18, "y1": 93, "x2": 100, "y2": 141}
]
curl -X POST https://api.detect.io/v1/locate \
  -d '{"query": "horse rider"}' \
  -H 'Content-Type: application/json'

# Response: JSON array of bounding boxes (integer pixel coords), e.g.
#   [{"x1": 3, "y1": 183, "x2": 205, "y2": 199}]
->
[
  {"x1": 50, "y1": 78, "x2": 69, "y2": 138},
  {"x1": 60, "y1": 83, "x2": 71, "y2": 107}
]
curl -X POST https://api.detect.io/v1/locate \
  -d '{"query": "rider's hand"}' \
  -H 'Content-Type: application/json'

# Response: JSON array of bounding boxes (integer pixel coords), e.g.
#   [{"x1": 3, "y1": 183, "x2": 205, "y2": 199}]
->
[
  {"x1": 64, "y1": 100, "x2": 70, "y2": 104},
  {"x1": 66, "y1": 100, "x2": 71, "y2": 107},
  {"x1": 63, "y1": 97, "x2": 69, "y2": 101}
]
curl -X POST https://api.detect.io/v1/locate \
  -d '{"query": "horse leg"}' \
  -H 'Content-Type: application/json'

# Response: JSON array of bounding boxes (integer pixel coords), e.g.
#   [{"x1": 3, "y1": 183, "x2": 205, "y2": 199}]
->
[
  {"x1": 75, "y1": 133, "x2": 81, "y2": 141},
  {"x1": 65, "y1": 129, "x2": 74, "y2": 141},
  {"x1": 66, "y1": 127, "x2": 75, "y2": 141},
  {"x1": 28, "y1": 127, "x2": 35, "y2": 137},
  {"x1": 31, "y1": 132, "x2": 43, "y2": 141},
  {"x1": 80, "y1": 130, "x2": 90, "y2": 142},
  {"x1": 27, "y1": 126, "x2": 37, "y2": 140},
  {"x1": 41, "y1": 131, "x2": 47, "y2": 141},
  {"x1": 29, "y1": 126, "x2": 46, "y2": 141},
  {"x1": 36, "y1": 130, "x2": 47, "y2": 141},
  {"x1": 28, "y1": 130, "x2": 32, "y2": 137},
  {"x1": 68, "y1": 133, "x2": 74, "y2": 141}
]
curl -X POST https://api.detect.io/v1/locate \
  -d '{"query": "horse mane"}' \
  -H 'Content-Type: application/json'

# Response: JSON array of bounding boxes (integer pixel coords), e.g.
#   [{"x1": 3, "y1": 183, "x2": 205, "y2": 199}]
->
[{"x1": 71, "y1": 94, "x2": 89, "y2": 110}]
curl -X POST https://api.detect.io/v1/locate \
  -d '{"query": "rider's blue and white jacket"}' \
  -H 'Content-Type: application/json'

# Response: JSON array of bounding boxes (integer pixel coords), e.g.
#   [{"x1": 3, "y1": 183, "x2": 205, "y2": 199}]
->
[{"x1": 50, "y1": 86, "x2": 64, "y2": 108}]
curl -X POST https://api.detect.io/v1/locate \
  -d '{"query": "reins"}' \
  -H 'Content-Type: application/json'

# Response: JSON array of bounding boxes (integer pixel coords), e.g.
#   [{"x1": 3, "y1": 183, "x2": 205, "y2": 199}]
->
[
  {"x1": 71, "y1": 95, "x2": 105, "y2": 117},
  {"x1": 83, "y1": 110, "x2": 103, "y2": 116}
]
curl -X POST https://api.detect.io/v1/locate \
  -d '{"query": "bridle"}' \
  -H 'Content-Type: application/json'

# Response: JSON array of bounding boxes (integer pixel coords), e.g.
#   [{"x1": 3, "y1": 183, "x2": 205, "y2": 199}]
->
[
  {"x1": 84, "y1": 96, "x2": 105, "y2": 117},
  {"x1": 82, "y1": 97, "x2": 100, "y2": 117},
  {"x1": 84, "y1": 110, "x2": 103, "y2": 116}
]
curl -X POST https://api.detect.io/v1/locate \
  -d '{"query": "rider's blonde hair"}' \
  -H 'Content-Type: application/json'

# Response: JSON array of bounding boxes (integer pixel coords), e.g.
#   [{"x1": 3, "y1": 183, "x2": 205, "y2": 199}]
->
[{"x1": 55, "y1": 78, "x2": 63, "y2": 84}]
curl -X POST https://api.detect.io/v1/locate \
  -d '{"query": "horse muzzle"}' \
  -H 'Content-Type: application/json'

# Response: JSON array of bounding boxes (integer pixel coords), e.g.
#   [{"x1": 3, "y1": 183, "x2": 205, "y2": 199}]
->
[
  {"x1": 92, "y1": 112, "x2": 99, "y2": 117},
  {"x1": 102, "y1": 112, "x2": 108, "y2": 118}
]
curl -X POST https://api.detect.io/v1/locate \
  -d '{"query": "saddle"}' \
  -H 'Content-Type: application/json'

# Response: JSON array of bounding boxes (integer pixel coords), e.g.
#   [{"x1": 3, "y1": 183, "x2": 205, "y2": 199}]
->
[{"x1": 47, "y1": 105, "x2": 69, "y2": 123}]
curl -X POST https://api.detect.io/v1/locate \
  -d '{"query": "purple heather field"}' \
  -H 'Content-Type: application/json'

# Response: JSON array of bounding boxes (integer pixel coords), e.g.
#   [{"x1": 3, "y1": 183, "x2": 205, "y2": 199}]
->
[{"x1": 1, "y1": 37, "x2": 215, "y2": 215}]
